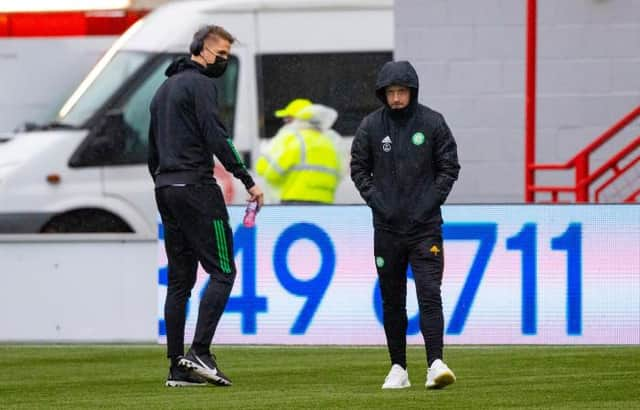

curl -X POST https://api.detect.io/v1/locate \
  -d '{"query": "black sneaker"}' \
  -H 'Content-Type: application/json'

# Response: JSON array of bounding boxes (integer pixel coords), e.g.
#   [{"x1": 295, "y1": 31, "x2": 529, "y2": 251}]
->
[
  {"x1": 179, "y1": 349, "x2": 232, "y2": 386},
  {"x1": 165, "y1": 363, "x2": 207, "y2": 387}
]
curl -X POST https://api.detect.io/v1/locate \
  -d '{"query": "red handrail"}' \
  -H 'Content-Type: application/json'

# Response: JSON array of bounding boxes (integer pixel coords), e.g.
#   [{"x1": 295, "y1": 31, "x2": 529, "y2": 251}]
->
[
  {"x1": 572, "y1": 107, "x2": 640, "y2": 164},
  {"x1": 582, "y1": 135, "x2": 639, "y2": 184},
  {"x1": 624, "y1": 188, "x2": 640, "y2": 203},
  {"x1": 527, "y1": 105, "x2": 640, "y2": 202},
  {"x1": 595, "y1": 155, "x2": 640, "y2": 202}
]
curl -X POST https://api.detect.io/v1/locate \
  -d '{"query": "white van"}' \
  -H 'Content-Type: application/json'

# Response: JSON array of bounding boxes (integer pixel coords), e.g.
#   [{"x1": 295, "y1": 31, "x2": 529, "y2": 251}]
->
[{"x1": 0, "y1": 0, "x2": 393, "y2": 237}]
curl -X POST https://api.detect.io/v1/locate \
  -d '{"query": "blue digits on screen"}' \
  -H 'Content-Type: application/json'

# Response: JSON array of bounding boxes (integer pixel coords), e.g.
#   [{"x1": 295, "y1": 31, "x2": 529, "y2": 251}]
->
[
  {"x1": 273, "y1": 223, "x2": 335, "y2": 334},
  {"x1": 506, "y1": 223, "x2": 583, "y2": 336},
  {"x1": 445, "y1": 222, "x2": 582, "y2": 336},
  {"x1": 159, "y1": 218, "x2": 583, "y2": 338},
  {"x1": 158, "y1": 222, "x2": 167, "y2": 336},
  {"x1": 551, "y1": 223, "x2": 582, "y2": 335},
  {"x1": 506, "y1": 223, "x2": 537, "y2": 335},
  {"x1": 444, "y1": 223, "x2": 498, "y2": 335},
  {"x1": 158, "y1": 266, "x2": 168, "y2": 336},
  {"x1": 224, "y1": 225, "x2": 268, "y2": 334},
  {"x1": 373, "y1": 266, "x2": 421, "y2": 335}
]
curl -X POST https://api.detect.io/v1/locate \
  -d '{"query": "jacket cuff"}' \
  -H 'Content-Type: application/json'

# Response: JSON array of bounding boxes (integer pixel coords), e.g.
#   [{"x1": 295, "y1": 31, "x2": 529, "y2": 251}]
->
[{"x1": 241, "y1": 174, "x2": 255, "y2": 191}]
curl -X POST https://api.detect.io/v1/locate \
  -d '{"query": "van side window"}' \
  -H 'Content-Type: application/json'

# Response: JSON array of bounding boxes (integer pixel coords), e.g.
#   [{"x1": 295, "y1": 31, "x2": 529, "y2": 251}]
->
[
  {"x1": 117, "y1": 55, "x2": 239, "y2": 164},
  {"x1": 72, "y1": 54, "x2": 239, "y2": 167},
  {"x1": 215, "y1": 57, "x2": 239, "y2": 134},
  {"x1": 119, "y1": 57, "x2": 174, "y2": 162},
  {"x1": 256, "y1": 52, "x2": 392, "y2": 139},
  {"x1": 58, "y1": 51, "x2": 149, "y2": 127}
]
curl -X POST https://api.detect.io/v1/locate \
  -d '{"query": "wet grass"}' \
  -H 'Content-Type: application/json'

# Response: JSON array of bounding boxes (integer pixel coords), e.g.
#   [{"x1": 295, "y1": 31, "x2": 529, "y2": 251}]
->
[{"x1": 1, "y1": 345, "x2": 638, "y2": 409}]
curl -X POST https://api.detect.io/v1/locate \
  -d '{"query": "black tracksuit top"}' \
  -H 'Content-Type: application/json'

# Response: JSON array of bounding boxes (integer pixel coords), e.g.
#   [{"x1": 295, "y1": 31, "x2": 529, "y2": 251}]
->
[
  {"x1": 351, "y1": 61, "x2": 461, "y2": 234},
  {"x1": 148, "y1": 57, "x2": 254, "y2": 190}
]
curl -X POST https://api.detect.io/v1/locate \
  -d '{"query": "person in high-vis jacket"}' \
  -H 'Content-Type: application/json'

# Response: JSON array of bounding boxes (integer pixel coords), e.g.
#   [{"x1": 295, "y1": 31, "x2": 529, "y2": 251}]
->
[
  {"x1": 351, "y1": 61, "x2": 460, "y2": 390},
  {"x1": 148, "y1": 25, "x2": 263, "y2": 388},
  {"x1": 256, "y1": 99, "x2": 342, "y2": 204}
]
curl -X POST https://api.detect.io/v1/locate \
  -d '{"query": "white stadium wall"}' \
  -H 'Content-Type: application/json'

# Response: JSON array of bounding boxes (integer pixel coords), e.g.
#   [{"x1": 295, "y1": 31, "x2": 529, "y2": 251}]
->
[
  {"x1": 395, "y1": 0, "x2": 640, "y2": 203},
  {"x1": 0, "y1": 235, "x2": 157, "y2": 342}
]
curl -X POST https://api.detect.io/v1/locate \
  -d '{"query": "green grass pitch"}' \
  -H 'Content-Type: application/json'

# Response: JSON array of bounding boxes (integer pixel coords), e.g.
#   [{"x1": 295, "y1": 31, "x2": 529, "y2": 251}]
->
[{"x1": 1, "y1": 345, "x2": 639, "y2": 409}]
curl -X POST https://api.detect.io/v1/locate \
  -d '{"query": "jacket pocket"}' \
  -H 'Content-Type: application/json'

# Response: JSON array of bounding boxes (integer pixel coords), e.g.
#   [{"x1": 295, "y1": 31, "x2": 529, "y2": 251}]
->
[
  {"x1": 368, "y1": 191, "x2": 393, "y2": 222},
  {"x1": 409, "y1": 185, "x2": 441, "y2": 224}
]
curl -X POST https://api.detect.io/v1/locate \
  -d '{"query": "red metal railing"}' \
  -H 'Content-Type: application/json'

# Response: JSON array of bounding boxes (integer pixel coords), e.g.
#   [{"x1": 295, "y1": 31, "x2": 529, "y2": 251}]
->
[
  {"x1": 524, "y1": 0, "x2": 537, "y2": 202},
  {"x1": 624, "y1": 188, "x2": 640, "y2": 203},
  {"x1": 594, "y1": 155, "x2": 640, "y2": 203},
  {"x1": 527, "y1": 105, "x2": 640, "y2": 203}
]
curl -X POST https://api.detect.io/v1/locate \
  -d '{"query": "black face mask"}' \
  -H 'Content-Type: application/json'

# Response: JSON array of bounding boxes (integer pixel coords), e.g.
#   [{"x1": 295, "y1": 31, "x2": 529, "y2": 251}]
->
[{"x1": 203, "y1": 56, "x2": 228, "y2": 78}]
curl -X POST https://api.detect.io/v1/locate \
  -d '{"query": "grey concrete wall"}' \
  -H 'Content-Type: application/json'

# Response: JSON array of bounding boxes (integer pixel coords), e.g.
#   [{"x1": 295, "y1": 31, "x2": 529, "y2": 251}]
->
[
  {"x1": 395, "y1": 0, "x2": 640, "y2": 203},
  {"x1": 0, "y1": 37, "x2": 115, "y2": 133}
]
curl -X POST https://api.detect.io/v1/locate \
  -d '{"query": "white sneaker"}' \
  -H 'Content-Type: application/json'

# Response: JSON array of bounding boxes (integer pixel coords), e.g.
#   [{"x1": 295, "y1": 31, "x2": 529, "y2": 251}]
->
[
  {"x1": 426, "y1": 359, "x2": 456, "y2": 389},
  {"x1": 382, "y1": 364, "x2": 411, "y2": 389}
]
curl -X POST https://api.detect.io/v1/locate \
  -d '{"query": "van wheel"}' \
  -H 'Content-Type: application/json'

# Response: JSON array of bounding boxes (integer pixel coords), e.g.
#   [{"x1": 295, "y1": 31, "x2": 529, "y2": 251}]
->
[{"x1": 41, "y1": 209, "x2": 134, "y2": 233}]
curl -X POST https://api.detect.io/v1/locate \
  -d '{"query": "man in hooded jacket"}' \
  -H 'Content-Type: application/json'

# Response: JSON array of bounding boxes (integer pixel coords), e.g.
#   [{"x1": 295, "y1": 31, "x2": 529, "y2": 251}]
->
[
  {"x1": 148, "y1": 25, "x2": 263, "y2": 387},
  {"x1": 351, "y1": 61, "x2": 460, "y2": 389}
]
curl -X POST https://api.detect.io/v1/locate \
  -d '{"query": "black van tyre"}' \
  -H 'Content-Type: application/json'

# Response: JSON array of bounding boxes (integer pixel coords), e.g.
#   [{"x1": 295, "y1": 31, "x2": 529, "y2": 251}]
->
[{"x1": 41, "y1": 209, "x2": 134, "y2": 233}]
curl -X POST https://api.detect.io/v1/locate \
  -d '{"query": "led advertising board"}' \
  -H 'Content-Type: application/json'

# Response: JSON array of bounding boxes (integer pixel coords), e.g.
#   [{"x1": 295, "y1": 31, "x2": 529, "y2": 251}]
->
[{"x1": 158, "y1": 205, "x2": 639, "y2": 344}]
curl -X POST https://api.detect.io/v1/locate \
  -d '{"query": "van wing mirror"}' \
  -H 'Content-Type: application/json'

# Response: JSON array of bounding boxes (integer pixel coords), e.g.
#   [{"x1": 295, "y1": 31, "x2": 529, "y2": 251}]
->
[
  {"x1": 92, "y1": 109, "x2": 128, "y2": 154},
  {"x1": 69, "y1": 110, "x2": 134, "y2": 167}
]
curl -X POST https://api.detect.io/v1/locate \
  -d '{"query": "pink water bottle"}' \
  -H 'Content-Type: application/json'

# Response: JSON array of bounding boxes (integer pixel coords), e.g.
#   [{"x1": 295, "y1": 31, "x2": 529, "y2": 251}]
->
[{"x1": 243, "y1": 200, "x2": 258, "y2": 228}]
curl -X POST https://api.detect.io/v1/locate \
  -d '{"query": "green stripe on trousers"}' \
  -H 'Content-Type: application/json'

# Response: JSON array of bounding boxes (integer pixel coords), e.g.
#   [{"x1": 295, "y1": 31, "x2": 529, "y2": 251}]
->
[{"x1": 213, "y1": 220, "x2": 231, "y2": 273}]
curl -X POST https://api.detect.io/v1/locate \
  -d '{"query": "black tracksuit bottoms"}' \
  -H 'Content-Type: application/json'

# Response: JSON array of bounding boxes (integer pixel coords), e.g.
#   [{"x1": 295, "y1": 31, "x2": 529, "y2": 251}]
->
[
  {"x1": 155, "y1": 184, "x2": 236, "y2": 359},
  {"x1": 374, "y1": 228, "x2": 445, "y2": 369}
]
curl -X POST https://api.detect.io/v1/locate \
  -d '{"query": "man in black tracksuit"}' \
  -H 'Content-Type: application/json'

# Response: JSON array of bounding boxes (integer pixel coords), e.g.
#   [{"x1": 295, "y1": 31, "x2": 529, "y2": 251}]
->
[
  {"x1": 351, "y1": 61, "x2": 460, "y2": 389},
  {"x1": 148, "y1": 25, "x2": 263, "y2": 387}
]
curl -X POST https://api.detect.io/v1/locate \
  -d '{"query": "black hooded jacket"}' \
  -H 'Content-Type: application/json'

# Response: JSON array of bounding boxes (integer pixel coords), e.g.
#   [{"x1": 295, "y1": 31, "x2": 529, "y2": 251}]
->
[
  {"x1": 350, "y1": 61, "x2": 460, "y2": 234},
  {"x1": 148, "y1": 57, "x2": 254, "y2": 189}
]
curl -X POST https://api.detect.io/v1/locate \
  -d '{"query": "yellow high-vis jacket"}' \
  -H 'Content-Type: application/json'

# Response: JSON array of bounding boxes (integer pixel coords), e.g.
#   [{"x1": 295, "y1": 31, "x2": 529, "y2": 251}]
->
[{"x1": 256, "y1": 126, "x2": 342, "y2": 204}]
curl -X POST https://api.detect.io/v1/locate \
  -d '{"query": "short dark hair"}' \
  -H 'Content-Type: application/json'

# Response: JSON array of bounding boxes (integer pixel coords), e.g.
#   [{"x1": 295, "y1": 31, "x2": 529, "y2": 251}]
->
[{"x1": 189, "y1": 25, "x2": 235, "y2": 55}]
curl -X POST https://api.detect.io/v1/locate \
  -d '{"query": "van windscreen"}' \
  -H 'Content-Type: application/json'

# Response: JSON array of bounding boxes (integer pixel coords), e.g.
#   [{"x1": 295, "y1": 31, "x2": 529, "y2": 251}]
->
[{"x1": 56, "y1": 51, "x2": 149, "y2": 127}]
